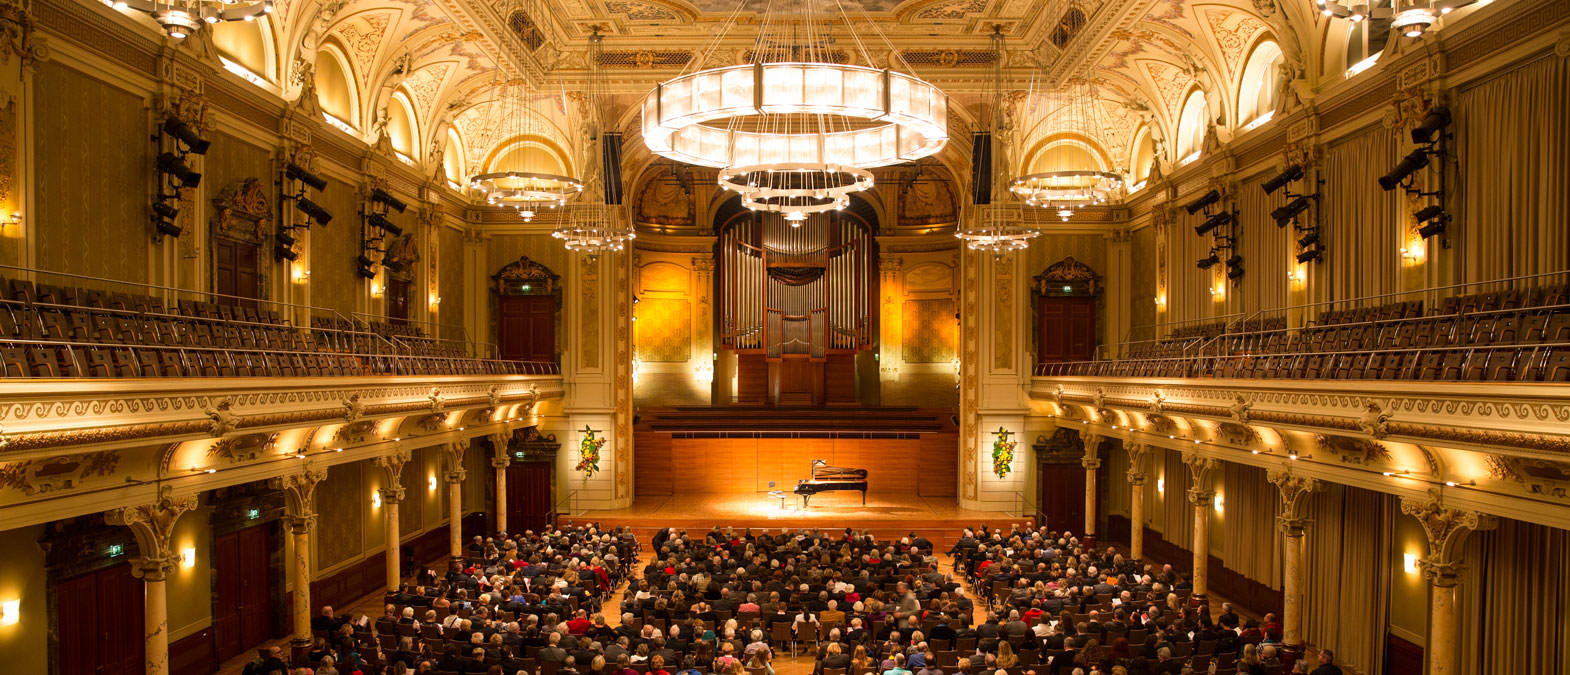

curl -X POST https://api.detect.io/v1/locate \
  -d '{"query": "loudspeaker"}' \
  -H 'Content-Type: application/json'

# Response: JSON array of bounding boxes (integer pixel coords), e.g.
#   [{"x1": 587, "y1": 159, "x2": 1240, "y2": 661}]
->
[
  {"x1": 601, "y1": 132, "x2": 624, "y2": 205},
  {"x1": 970, "y1": 132, "x2": 992, "y2": 205}
]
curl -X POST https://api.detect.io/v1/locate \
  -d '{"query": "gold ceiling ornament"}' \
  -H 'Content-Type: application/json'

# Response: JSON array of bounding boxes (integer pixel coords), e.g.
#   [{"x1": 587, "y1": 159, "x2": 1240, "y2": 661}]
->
[
  {"x1": 955, "y1": 26, "x2": 1037, "y2": 257},
  {"x1": 552, "y1": 27, "x2": 634, "y2": 258},
  {"x1": 101, "y1": 0, "x2": 272, "y2": 39},
  {"x1": 1009, "y1": 73, "x2": 1124, "y2": 222},
  {"x1": 640, "y1": 0, "x2": 948, "y2": 223}
]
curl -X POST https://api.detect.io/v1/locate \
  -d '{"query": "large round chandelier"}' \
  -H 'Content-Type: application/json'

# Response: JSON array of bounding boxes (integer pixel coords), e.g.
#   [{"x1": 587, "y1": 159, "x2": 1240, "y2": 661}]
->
[
  {"x1": 467, "y1": 71, "x2": 583, "y2": 221},
  {"x1": 104, "y1": 0, "x2": 272, "y2": 39},
  {"x1": 1010, "y1": 72, "x2": 1124, "y2": 221},
  {"x1": 955, "y1": 27, "x2": 1039, "y2": 257},
  {"x1": 639, "y1": 0, "x2": 947, "y2": 221}
]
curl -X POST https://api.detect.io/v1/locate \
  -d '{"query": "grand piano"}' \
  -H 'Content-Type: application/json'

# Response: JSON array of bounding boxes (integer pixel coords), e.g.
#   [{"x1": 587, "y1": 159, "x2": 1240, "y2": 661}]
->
[{"x1": 793, "y1": 459, "x2": 869, "y2": 507}]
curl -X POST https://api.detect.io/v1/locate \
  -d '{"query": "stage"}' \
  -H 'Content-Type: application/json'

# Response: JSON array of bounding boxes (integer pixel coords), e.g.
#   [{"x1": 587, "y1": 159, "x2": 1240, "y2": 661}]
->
[{"x1": 560, "y1": 492, "x2": 1020, "y2": 548}]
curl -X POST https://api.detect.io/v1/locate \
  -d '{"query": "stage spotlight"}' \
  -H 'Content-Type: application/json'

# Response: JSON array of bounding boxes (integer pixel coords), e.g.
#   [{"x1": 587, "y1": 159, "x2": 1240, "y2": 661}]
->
[
  {"x1": 157, "y1": 152, "x2": 202, "y2": 188},
  {"x1": 276, "y1": 245, "x2": 300, "y2": 262},
  {"x1": 1298, "y1": 231, "x2": 1319, "y2": 248},
  {"x1": 1415, "y1": 204, "x2": 1449, "y2": 238},
  {"x1": 367, "y1": 212, "x2": 403, "y2": 236},
  {"x1": 295, "y1": 197, "x2": 333, "y2": 225},
  {"x1": 1261, "y1": 164, "x2": 1304, "y2": 195},
  {"x1": 151, "y1": 201, "x2": 179, "y2": 221},
  {"x1": 275, "y1": 230, "x2": 296, "y2": 248},
  {"x1": 1378, "y1": 148, "x2": 1431, "y2": 191},
  {"x1": 1196, "y1": 252, "x2": 1220, "y2": 270},
  {"x1": 1227, "y1": 265, "x2": 1245, "y2": 280},
  {"x1": 1184, "y1": 189, "x2": 1221, "y2": 215},
  {"x1": 1272, "y1": 196, "x2": 1312, "y2": 226},
  {"x1": 155, "y1": 219, "x2": 183, "y2": 237},
  {"x1": 1195, "y1": 211, "x2": 1234, "y2": 236},
  {"x1": 1296, "y1": 247, "x2": 1322, "y2": 264},
  {"x1": 371, "y1": 188, "x2": 407, "y2": 213},
  {"x1": 285, "y1": 163, "x2": 327, "y2": 190},
  {"x1": 161, "y1": 117, "x2": 211, "y2": 154},
  {"x1": 355, "y1": 254, "x2": 376, "y2": 279},
  {"x1": 1411, "y1": 107, "x2": 1452, "y2": 144},
  {"x1": 1226, "y1": 254, "x2": 1243, "y2": 267}
]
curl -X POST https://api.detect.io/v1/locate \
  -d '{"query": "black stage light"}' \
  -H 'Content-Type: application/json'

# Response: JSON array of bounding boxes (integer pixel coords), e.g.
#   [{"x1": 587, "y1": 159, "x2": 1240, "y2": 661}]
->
[
  {"x1": 1195, "y1": 211, "x2": 1234, "y2": 236},
  {"x1": 356, "y1": 254, "x2": 376, "y2": 279},
  {"x1": 1298, "y1": 231, "x2": 1319, "y2": 248},
  {"x1": 285, "y1": 163, "x2": 327, "y2": 190},
  {"x1": 1227, "y1": 265, "x2": 1245, "y2": 280},
  {"x1": 1272, "y1": 196, "x2": 1311, "y2": 226},
  {"x1": 1226, "y1": 254, "x2": 1243, "y2": 267},
  {"x1": 162, "y1": 117, "x2": 211, "y2": 154},
  {"x1": 1415, "y1": 205, "x2": 1449, "y2": 238},
  {"x1": 367, "y1": 212, "x2": 402, "y2": 235},
  {"x1": 1411, "y1": 107, "x2": 1452, "y2": 144},
  {"x1": 1261, "y1": 164, "x2": 1305, "y2": 195},
  {"x1": 1414, "y1": 204, "x2": 1446, "y2": 223},
  {"x1": 155, "y1": 220, "x2": 183, "y2": 237},
  {"x1": 1185, "y1": 189, "x2": 1221, "y2": 215},
  {"x1": 1379, "y1": 148, "x2": 1430, "y2": 190},
  {"x1": 371, "y1": 188, "x2": 407, "y2": 212},
  {"x1": 276, "y1": 245, "x2": 299, "y2": 261},
  {"x1": 1296, "y1": 247, "x2": 1322, "y2": 264},
  {"x1": 152, "y1": 201, "x2": 179, "y2": 221},
  {"x1": 157, "y1": 152, "x2": 201, "y2": 188},
  {"x1": 1197, "y1": 252, "x2": 1220, "y2": 270},
  {"x1": 276, "y1": 230, "x2": 296, "y2": 248},
  {"x1": 296, "y1": 197, "x2": 333, "y2": 225}
]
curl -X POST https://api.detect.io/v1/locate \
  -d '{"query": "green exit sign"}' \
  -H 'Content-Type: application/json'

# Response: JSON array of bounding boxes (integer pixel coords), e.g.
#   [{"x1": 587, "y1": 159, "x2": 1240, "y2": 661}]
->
[
  {"x1": 246, "y1": 508, "x2": 261, "y2": 520},
  {"x1": 106, "y1": 544, "x2": 123, "y2": 557}
]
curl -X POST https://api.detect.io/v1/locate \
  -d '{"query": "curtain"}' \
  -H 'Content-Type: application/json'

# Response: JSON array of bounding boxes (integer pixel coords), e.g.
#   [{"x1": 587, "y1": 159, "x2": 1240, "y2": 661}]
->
[
  {"x1": 1319, "y1": 125, "x2": 1401, "y2": 306},
  {"x1": 1303, "y1": 485, "x2": 1391, "y2": 675},
  {"x1": 1219, "y1": 462, "x2": 1282, "y2": 590},
  {"x1": 1155, "y1": 449, "x2": 1195, "y2": 546},
  {"x1": 1167, "y1": 208, "x2": 1222, "y2": 328},
  {"x1": 1235, "y1": 170, "x2": 1290, "y2": 317},
  {"x1": 1459, "y1": 519, "x2": 1570, "y2": 674},
  {"x1": 1104, "y1": 445, "x2": 1131, "y2": 519},
  {"x1": 1455, "y1": 53, "x2": 1570, "y2": 284}
]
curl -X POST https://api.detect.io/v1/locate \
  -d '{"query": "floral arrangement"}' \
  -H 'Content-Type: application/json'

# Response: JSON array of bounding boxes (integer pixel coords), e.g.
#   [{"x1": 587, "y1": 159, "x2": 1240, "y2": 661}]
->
[
  {"x1": 991, "y1": 426, "x2": 1016, "y2": 479},
  {"x1": 576, "y1": 425, "x2": 605, "y2": 477}
]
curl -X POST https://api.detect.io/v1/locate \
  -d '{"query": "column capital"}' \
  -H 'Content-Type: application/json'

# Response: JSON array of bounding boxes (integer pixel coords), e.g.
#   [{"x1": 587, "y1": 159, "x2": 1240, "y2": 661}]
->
[
  {"x1": 1421, "y1": 558, "x2": 1465, "y2": 588},
  {"x1": 1268, "y1": 469, "x2": 1320, "y2": 526},
  {"x1": 274, "y1": 462, "x2": 327, "y2": 520},
  {"x1": 1277, "y1": 516, "x2": 1309, "y2": 538},
  {"x1": 1126, "y1": 470, "x2": 1147, "y2": 485},
  {"x1": 374, "y1": 448, "x2": 412, "y2": 481},
  {"x1": 1187, "y1": 487, "x2": 1217, "y2": 505},
  {"x1": 490, "y1": 453, "x2": 511, "y2": 469},
  {"x1": 1081, "y1": 457, "x2": 1102, "y2": 471},
  {"x1": 1185, "y1": 454, "x2": 1217, "y2": 492},
  {"x1": 105, "y1": 487, "x2": 196, "y2": 582},
  {"x1": 445, "y1": 468, "x2": 467, "y2": 484},
  {"x1": 1401, "y1": 496, "x2": 1496, "y2": 579},
  {"x1": 284, "y1": 513, "x2": 316, "y2": 535},
  {"x1": 379, "y1": 485, "x2": 406, "y2": 504}
]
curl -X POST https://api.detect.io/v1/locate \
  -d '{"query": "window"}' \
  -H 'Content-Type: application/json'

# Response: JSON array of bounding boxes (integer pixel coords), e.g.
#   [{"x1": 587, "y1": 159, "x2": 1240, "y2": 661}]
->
[
  {"x1": 212, "y1": 19, "x2": 275, "y2": 83},
  {"x1": 1344, "y1": 1, "x2": 1392, "y2": 74},
  {"x1": 1176, "y1": 89, "x2": 1208, "y2": 162},
  {"x1": 387, "y1": 90, "x2": 419, "y2": 159},
  {"x1": 315, "y1": 44, "x2": 359, "y2": 130},
  {"x1": 443, "y1": 127, "x2": 466, "y2": 185},
  {"x1": 1238, "y1": 40, "x2": 1284, "y2": 128},
  {"x1": 1129, "y1": 126, "x2": 1155, "y2": 187}
]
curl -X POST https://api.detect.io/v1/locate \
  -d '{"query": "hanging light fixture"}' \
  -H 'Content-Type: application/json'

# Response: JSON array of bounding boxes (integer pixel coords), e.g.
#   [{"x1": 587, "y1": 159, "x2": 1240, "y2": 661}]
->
[
  {"x1": 640, "y1": 0, "x2": 947, "y2": 221},
  {"x1": 552, "y1": 28, "x2": 635, "y2": 258},
  {"x1": 1316, "y1": 0, "x2": 1478, "y2": 37},
  {"x1": 1009, "y1": 72, "x2": 1124, "y2": 221},
  {"x1": 956, "y1": 26, "x2": 1038, "y2": 257},
  {"x1": 103, "y1": 0, "x2": 273, "y2": 39}
]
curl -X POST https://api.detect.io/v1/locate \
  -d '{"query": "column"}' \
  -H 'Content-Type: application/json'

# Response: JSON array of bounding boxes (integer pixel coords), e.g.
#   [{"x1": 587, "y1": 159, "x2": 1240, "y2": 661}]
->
[
  {"x1": 492, "y1": 440, "x2": 511, "y2": 535},
  {"x1": 105, "y1": 489, "x2": 197, "y2": 675},
  {"x1": 277, "y1": 464, "x2": 327, "y2": 654},
  {"x1": 1125, "y1": 443, "x2": 1149, "y2": 560},
  {"x1": 1268, "y1": 470, "x2": 1319, "y2": 649},
  {"x1": 1400, "y1": 499, "x2": 1495, "y2": 675},
  {"x1": 445, "y1": 440, "x2": 470, "y2": 563},
  {"x1": 0, "y1": 1, "x2": 37, "y2": 270},
  {"x1": 1185, "y1": 456, "x2": 1218, "y2": 599},
  {"x1": 1080, "y1": 433, "x2": 1103, "y2": 544},
  {"x1": 375, "y1": 449, "x2": 411, "y2": 592}
]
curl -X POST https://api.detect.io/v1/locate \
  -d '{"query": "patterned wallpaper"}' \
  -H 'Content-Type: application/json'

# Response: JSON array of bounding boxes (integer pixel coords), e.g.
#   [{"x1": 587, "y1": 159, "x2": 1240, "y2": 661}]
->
[
  {"x1": 316, "y1": 462, "x2": 365, "y2": 569},
  {"x1": 903, "y1": 298, "x2": 957, "y2": 363},
  {"x1": 311, "y1": 176, "x2": 362, "y2": 314},
  {"x1": 634, "y1": 297, "x2": 691, "y2": 362},
  {"x1": 439, "y1": 226, "x2": 463, "y2": 343},
  {"x1": 34, "y1": 62, "x2": 149, "y2": 284}
]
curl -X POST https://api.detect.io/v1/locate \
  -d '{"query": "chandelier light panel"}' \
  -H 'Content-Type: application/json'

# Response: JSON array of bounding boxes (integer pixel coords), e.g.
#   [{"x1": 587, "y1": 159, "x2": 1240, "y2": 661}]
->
[
  {"x1": 103, "y1": 0, "x2": 273, "y2": 39},
  {"x1": 1009, "y1": 70, "x2": 1125, "y2": 221},
  {"x1": 1316, "y1": 0, "x2": 1477, "y2": 37}
]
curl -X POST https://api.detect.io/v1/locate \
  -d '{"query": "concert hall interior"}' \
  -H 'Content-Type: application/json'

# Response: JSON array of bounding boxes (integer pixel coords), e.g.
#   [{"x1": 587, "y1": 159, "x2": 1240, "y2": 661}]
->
[{"x1": 1, "y1": 0, "x2": 1569, "y2": 673}]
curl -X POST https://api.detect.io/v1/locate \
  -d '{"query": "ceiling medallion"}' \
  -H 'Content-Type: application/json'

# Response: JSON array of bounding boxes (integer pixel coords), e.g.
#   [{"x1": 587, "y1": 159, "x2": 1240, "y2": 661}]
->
[
  {"x1": 103, "y1": 0, "x2": 272, "y2": 39},
  {"x1": 639, "y1": 0, "x2": 948, "y2": 222}
]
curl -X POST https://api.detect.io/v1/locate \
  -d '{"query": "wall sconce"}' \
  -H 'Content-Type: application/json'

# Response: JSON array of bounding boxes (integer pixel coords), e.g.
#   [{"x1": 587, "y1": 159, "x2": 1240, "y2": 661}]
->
[
  {"x1": 0, "y1": 599, "x2": 17, "y2": 626},
  {"x1": 179, "y1": 547, "x2": 196, "y2": 569},
  {"x1": 291, "y1": 263, "x2": 310, "y2": 283},
  {"x1": 429, "y1": 295, "x2": 442, "y2": 308},
  {"x1": 428, "y1": 475, "x2": 437, "y2": 492},
  {"x1": 1, "y1": 212, "x2": 21, "y2": 230},
  {"x1": 1153, "y1": 293, "x2": 1167, "y2": 309},
  {"x1": 1400, "y1": 238, "x2": 1426, "y2": 264},
  {"x1": 1210, "y1": 282, "x2": 1227, "y2": 299},
  {"x1": 372, "y1": 490, "x2": 382, "y2": 508},
  {"x1": 1156, "y1": 478, "x2": 1165, "y2": 494},
  {"x1": 1212, "y1": 493, "x2": 1225, "y2": 513},
  {"x1": 1288, "y1": 266, "x2": 1307, "y2": 285},
  {"x1": 1403, "y1": 552, "x2": 1420, "y2": 575},
  {"x1": 693, "y1": 361, "x2": 714, "y2": 384},
  {"x1": 370, "y1": 280, "x2": 383, "y2": 296}
]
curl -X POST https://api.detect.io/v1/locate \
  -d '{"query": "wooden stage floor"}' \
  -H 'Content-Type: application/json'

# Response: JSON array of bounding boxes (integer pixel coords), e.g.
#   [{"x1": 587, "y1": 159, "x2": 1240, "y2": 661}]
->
[{"x1": 563, "y1": 493, "x2": 1019, "y2": 547}]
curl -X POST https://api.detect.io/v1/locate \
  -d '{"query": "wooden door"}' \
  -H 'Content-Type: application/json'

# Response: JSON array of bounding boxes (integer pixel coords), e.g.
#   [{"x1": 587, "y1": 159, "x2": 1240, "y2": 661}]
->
[
  {"x1": 213, "y1": 523, "x2": 274, "y2": 662},
  {"x1": 1037, "y1": 296, "x2": 1097, "y2": 363},
  {"x1": 506, "y1": 461, "x2": 554, "y2": 532},
  {"x1": 386, "y1": 277, "x2": 411, "y2": 323},
  {"x1": 214, "y1": 238, "x2": 260, "y2": 307},
  {"x1": 57, "y1": 562, "x2": 144, "y2": 675},
  {"x1": 1036, "y1": 462, "x2": 1087, "y2": 535},
  {"x1": 498, "y1": 295, "x2": 556, "y2": 362}
]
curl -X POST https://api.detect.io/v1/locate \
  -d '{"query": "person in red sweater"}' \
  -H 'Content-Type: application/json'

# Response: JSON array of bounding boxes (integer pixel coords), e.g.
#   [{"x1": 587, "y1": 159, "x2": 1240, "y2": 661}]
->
[{"x1": 566, "y1": 609, "x2": 594, "y2": 635}]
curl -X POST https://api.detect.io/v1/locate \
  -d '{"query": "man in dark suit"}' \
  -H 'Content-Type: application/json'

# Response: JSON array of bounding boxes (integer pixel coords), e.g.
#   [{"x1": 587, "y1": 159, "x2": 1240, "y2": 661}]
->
[
  {"x1": 538, "y1": 631, "x2": 569, "y2": 664},
  {"x1": 1309, "y1": 649, "x2": 1344, "y2": 675}
]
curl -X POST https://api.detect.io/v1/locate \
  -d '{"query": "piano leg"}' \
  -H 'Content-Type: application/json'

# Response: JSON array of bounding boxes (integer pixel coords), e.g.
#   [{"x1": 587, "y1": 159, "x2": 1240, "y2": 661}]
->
[{"x1": 801, "y1": 494, "x2": 811, "y2": 509}]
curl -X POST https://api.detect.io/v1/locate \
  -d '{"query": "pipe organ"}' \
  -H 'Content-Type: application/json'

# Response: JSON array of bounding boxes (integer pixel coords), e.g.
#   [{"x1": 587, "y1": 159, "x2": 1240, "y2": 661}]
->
[{"x1": 719, "y1": 209, "x2": 875, "y2": 403}]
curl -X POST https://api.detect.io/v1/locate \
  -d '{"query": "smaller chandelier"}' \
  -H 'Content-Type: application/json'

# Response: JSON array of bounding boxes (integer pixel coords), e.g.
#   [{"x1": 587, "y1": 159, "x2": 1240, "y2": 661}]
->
[
  {"x1": 104, "y1": 0, "x2": 273, "y2": 39},
  {"x1": 957, "y1": 203, "x2": 1036, "y2": 257},
  {"x1": 718, "y1": 163, "x2": 873, "y2": 224},
  {"x1": 1010, "y1": 170, "x2": 1124, "y2": 221},
  {"x1": 469, "y1": 171, "x2": 583, "y2": 221},
  {"x1": 553, "y1": 202, "x2": 634, "y2": 259},
  {"x1": 1316, "y1": 0, "x2": 1477, "y2": 37}
]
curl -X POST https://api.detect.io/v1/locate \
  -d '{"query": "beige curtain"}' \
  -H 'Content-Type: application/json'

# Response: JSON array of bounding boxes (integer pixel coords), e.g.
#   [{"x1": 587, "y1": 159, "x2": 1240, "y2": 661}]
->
[
  {"x1": 1303, "y1": 485, "x2": 1391, "y2": 675},
  {"x1": 1167, "y1": 209, "x2": 1216, "y2": 327},
  {"x1": 1454, "y1": 52, "x2": 1570, "y2": 284},
  {"x1": 1154, "y1": 449, "x2": 1195, "y2": 546},
  {"x1": 1104, "y1": 444, "x2": 1131, "y2": 519},
  {"x1": 1235, "y1": 170, "x2": 1291, "y2": 317},
  {"x1": 1457, "y1": 519, "x2": 1570, "y2": 674},
  {"x1": 1319, "y1": 125, "x2": 1401, "y2": 306},
  {"x1": 1219, "y1": 462, "x2": 1282, "y2": 590}
]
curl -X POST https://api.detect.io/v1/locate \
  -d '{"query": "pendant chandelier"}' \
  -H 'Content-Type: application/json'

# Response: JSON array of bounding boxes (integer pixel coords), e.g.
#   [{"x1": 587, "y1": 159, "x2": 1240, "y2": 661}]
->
[
  {"x1": 105, "y1": 0, "x2": 272, "y2": 39},
  {"x1": 552, "y1": 29, "x2": 635, "y2": 258},
  {"x1": 640, "y1": 0, "x2": 948, "y2": 221},
  {"x1": 1316, "y1": 0, "x2": 1479, "y2": 38},
  {"x1": 955, "y1": 27, "x2": 1039, "y2": 257},
  {"x1": 1009, "y1": 73, "x2": 1124, "y2": 221},
  {"x1": 468, "y1": 26, "x2": 583, "y2": 222}
]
